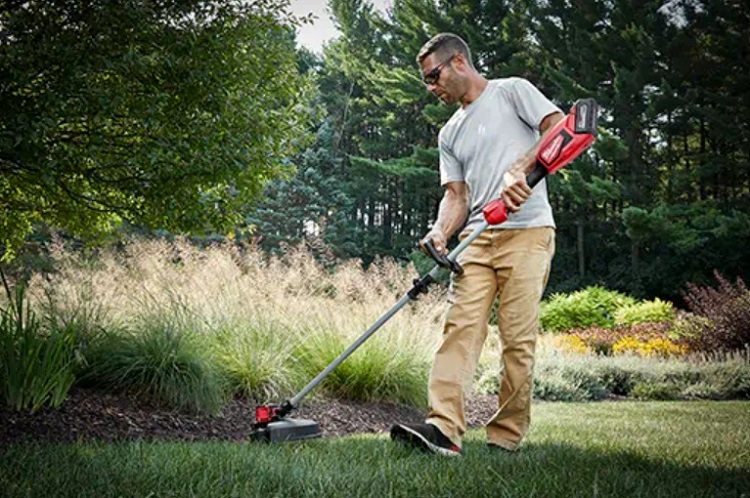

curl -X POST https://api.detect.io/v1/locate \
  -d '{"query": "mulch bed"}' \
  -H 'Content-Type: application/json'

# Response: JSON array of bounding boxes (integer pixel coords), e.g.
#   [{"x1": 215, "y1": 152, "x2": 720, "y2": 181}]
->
[{"x1": 0, "y1": 388, "x2": 500, "y2": 445}]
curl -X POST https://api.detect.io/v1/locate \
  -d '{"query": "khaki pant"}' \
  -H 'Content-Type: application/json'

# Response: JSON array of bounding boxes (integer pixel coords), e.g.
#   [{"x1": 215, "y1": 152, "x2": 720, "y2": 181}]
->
[{"x1": 426, "y1": 227, "x2": 555, "y2": 450}]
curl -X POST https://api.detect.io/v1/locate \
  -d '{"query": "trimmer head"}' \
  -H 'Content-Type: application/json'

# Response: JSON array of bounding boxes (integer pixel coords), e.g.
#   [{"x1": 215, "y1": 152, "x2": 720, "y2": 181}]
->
[
  {"x1": 250, "y1": 402, "x2": 322, "y2": 443},
  {"x1": 250, "y1": 418, "x2": 322, "y2": 442}
]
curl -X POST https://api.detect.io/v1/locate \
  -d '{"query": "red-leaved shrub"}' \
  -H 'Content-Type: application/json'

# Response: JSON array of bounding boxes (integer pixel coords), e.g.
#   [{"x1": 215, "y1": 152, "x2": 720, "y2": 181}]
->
[{"x1": 680, "y1": 271, "x2": 750, "y2": 353}]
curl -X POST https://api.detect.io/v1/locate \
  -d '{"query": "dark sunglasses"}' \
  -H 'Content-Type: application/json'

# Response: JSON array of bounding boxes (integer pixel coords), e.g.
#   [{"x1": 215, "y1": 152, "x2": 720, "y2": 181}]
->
[{"x1": 422, "y1": 54, "x2": 455, "y2": 85}]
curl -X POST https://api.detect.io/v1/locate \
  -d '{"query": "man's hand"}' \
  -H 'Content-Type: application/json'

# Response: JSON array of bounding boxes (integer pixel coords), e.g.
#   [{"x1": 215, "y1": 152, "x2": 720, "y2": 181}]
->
[
  {"x1": 500, "y1": 167, "x2": 532, "y2": 213},
  {"x1": 420, "y1": 229, "x2": 448, "y2": 256}
]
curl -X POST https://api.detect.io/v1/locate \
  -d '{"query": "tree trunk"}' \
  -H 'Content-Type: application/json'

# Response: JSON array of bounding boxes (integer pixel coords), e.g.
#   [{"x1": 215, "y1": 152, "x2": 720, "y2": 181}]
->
[{"x1": 577, "y1": 220, "x2": 585, "y2": 279}]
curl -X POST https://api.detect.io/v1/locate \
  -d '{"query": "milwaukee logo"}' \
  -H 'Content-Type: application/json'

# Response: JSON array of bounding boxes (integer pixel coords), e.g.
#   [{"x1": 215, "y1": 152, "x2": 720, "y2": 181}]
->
[{"x1": 541, "y1": 134, "x2": 564, "y2": 164}]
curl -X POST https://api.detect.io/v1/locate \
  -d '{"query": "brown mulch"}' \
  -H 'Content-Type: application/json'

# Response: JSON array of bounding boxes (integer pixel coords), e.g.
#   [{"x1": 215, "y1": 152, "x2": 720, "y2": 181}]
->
[{"x1": 0, "y1": 388, "x2": 499, "y2": 445}]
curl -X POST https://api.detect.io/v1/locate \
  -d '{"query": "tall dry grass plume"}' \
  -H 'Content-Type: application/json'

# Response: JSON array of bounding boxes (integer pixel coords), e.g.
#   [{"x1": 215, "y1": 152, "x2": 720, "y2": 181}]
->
[
  {"x1": 30, "y1": 239, "x2": 443, "y2": 335},
  {"x1": 26, "y1": 238, "x2": 448, "y2": 404}
]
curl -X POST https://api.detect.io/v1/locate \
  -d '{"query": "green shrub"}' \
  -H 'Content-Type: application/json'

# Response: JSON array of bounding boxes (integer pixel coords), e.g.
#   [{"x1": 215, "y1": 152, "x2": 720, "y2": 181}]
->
[
  {"x1": 631, "y1": 381, "x2": 681, "y2": 400},
  {"x1": 0, "y1": 283, "x2": 77, "y2": 412},
  {"x1": 81, "y1": 322, "x2": 226, "y2": 414},
  {"x1": 296, "y1": 330, "x2": 428, "y2": 407},
  {"x1": 474, "y1": 361, "x2": 500, "y2": 394},
  {"x1": 540, "y1": 286, "x2": 636, "y2": 332},
  {"x1": 594, "y1": 363, "x2": 639, "y2": 395},
  {"x1": 631, "y1": 381, "x2": 680, "y2": 401},
  {"x1": 533, "y1": 373, "x2": 589, "y2": 402},
  {"x1": 679, "y1": 361, "x2": 750, "y2": 400},
  {"x1": 614, "y1": 298, "x2": 676, "y2": 326},
  {"x1": 533, "y1": 362, "x2": 608, "y2": 401}
]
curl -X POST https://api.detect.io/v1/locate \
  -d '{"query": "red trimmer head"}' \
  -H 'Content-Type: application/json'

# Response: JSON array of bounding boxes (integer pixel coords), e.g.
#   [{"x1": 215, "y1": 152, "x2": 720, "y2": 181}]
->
[{"x1": 250, "y1": 401, "x2": 322, "y2": 442}]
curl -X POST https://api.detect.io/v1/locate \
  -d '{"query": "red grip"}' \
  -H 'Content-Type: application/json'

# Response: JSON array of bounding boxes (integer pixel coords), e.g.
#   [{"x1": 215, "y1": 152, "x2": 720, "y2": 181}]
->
[{"x1": 482, "y1": 199, "x2": 508, "y2": 225}]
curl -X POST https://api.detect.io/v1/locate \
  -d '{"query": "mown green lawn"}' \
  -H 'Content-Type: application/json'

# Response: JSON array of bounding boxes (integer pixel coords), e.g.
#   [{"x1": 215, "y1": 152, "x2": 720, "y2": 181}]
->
[{"x1": 1, "y1": 401, "x2": 748, "y2": 498}]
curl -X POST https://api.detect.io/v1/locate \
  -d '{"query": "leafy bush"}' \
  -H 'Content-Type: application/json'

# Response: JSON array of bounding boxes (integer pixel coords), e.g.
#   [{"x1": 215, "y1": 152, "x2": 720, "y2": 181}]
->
[
  {"x1": 551, "y1": 334, "x2": 590, "y2": 354},
  {"x1": 564, "y1": 326, "x2": 621, "y2": 355},
  {"x1": 679, "y1": 361, "x2": 750, "y2": 400},
  {"x1": 0, "y1": 282, "x2": 77, "y2": 412},
  {"x1": 614, "y1": 298, "x2": 676, "y2": 326},
  {"x1": 533, "y1": 374, "x2": 591, "y2": 402},
  {"x1": 594, "y1": 362, "x2": 638, "y2": 396},
  {"x1": 540, "y1": 286, "x2": 636, "y2": 332},
  {"x1": 679, "y1": 272, "x2": 750, "y2": 353},
  {"x1": 81, "y1": 321, "x2": 226, "y2": 414}
]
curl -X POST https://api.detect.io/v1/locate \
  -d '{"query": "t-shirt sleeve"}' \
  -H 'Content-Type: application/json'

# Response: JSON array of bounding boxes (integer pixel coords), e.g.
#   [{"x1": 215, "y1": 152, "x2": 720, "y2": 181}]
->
[
  {"x1": 438, "y1": 130, "x2": 464, "y2": 186},
  {"x1": 508, "y1": 78, "x2": 562, "y2": 131}
]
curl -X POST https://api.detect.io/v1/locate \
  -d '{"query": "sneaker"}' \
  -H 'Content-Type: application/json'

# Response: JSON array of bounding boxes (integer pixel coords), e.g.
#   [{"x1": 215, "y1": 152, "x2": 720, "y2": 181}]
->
[{"x1": 390, "y1": 423, "x2": 462, "y2": 456}]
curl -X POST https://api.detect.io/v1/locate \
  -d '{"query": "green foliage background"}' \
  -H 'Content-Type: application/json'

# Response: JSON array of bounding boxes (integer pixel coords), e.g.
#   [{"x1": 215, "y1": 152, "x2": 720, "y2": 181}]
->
[
  {"x1": 1, "y1": 0, "x2": 749, "y2": 301},
  {"x1": 0, "y1": 0, "x2": 314, "y2": 259},
  {"x1": 250, "y1": 0, "x2": 750, "y2": 301}
]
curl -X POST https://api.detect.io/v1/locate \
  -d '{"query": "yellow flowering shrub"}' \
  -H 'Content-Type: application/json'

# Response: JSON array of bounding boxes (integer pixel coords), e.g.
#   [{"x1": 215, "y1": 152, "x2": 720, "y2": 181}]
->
[
  {"x1": 552, "y1": 334, "x2": 590, "y2": 354},
  {"x1": 641, "y1": 338, "x2": 688, "y2": 357},
  {"x1": 612, "y1": 336, "x2": 688, "y2": 358},
  {"x1": 611, "y1": 336, "x2": 643, "y2": 355}
]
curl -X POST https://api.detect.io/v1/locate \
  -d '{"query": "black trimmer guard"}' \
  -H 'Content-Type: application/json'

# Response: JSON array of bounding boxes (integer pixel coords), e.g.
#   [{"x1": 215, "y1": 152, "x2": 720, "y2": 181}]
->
[{"x1": 250, "y1": 418, "x2": 322, "y2": 443}]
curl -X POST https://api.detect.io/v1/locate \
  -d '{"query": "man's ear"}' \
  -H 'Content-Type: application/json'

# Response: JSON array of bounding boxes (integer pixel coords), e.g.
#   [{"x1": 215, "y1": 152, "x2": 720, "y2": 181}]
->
[{"x1": 452, "y1": 52, "x2": 468, "y2": 72}]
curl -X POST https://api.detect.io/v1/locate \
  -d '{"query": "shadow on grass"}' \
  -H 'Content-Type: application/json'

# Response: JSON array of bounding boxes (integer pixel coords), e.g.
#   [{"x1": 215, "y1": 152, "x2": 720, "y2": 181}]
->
[
  {"x1": 325, "y1": 435, "x2": 750, "y2": 498},
  {"x1": 1, "y1": 435, "x2": 748, "y2": 498}
]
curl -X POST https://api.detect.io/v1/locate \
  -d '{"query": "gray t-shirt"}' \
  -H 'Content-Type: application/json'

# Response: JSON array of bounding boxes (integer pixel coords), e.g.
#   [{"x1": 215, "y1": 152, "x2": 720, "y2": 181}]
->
[{"x1": 438, "y1": 77, "x2": 562, "y2": 231}]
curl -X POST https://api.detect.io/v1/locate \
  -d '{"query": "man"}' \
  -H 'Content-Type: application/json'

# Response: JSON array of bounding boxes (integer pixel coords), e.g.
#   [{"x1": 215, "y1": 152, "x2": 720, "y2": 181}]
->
[{"x1": 390, "y1": 33, "x2": 562, "y2": 456}]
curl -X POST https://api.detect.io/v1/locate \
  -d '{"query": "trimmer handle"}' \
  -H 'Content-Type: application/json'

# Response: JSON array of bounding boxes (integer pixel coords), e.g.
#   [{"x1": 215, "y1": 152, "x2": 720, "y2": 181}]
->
[
  {"x1": 423, "y1": 239, "x2": 463, "y2": 275},
  {"x1": 483, "y1": 98, "x2": 598, "y2": 225}
]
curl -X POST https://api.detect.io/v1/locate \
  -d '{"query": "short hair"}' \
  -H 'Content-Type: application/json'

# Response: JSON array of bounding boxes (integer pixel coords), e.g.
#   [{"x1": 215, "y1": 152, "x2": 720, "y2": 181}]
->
[{"x1": 416, "y1": 33, "x2": 473, "y2": 68}]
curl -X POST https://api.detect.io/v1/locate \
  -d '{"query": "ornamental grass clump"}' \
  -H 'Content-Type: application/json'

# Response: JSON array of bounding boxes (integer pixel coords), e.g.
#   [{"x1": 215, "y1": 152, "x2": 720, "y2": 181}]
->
[
  {"x1": 80, "y1": 320, "x2": 227, "y2": 414},
  {"x1": 26, "y1": 238, "x2": 445, "y2": 408},
  {"x1": 0, "y1": 279, "x2": 77, "y2": 412},
  {"x1": 209, "y1": 319, "x2": 304, "y2": 402},
  {"x1": 296, "y1": 328, "x2": 430, "y2": 407}
]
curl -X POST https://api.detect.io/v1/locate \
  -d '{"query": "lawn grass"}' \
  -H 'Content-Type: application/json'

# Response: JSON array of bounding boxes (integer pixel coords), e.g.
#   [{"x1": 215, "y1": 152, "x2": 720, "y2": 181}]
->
[{"x1": 2, "y1": 401, "x2": 748, "y2": 497}]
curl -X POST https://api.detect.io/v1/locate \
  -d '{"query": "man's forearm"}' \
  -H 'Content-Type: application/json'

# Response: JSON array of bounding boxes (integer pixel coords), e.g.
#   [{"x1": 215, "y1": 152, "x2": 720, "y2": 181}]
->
[
  {"x1": 509, "y1": 112, "x2": 565, "y2": 175},
  {"x1": 500, "y1": 111, "x2": 564, "y2": 212}
]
